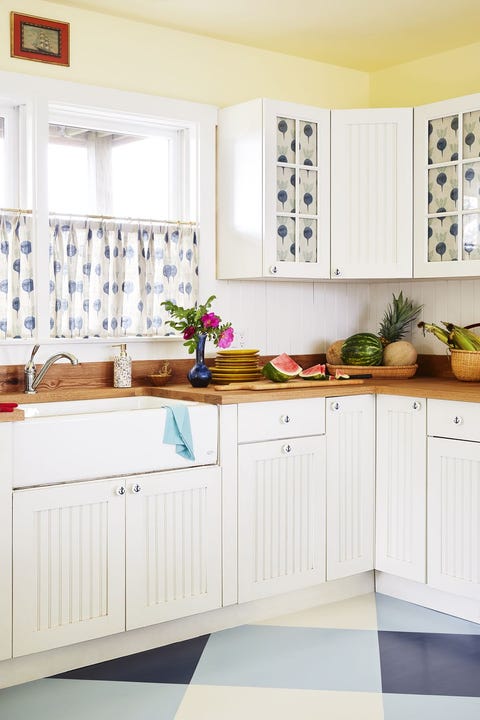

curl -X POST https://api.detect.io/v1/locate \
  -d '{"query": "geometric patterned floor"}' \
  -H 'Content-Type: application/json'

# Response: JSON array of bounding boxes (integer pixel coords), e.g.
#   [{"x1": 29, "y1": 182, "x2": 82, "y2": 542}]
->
[{"x1": 2, "y1": 593, "x2": 480, "y2": 719}]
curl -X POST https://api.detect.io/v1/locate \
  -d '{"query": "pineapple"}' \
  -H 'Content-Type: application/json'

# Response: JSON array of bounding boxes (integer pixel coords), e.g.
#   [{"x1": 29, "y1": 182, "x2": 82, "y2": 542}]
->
[{"x1": 378, "y1": 291, "x2": 423, "y2": 346}]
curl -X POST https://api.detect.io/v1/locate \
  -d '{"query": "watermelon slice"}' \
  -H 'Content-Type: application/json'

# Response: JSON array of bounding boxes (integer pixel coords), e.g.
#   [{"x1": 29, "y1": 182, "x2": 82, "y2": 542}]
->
[
  {"x1": 262, "y1": 353, "x2": 302, "y2": 382},
  {"x1": 299, "y1": 363, "x2": 327, "y2": 380}
]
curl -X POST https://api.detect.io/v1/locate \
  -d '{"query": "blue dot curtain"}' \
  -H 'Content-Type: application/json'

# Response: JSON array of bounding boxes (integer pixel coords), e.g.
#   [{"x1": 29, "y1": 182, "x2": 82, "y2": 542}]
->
[
  {"x1": 49, "y1": 217, "x2": 199, "y2": 338},
  {"x1": 0, "y1": 211, "x2": 35, "y2": 339}
]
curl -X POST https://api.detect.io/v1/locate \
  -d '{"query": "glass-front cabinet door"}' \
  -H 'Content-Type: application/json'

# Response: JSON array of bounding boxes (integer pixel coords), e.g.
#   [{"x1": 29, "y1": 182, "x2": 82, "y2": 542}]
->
[
  {"x1": 265, "y1": 102, "x2": 330, "y2": 277},
  {"x1": 217, "y1": 98, "x2": 330, "y2": 279},
  {"x1": 415, "y1": 94, "x2": 480, "y2": 277}
]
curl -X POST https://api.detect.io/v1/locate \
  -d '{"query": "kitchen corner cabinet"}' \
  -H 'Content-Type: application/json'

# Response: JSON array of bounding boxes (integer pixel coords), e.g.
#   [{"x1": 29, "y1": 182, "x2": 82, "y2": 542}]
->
[
  {"x1": 326, "y1": 394, "x2": 375, "y2": 580},
  {"x1": 331, "y1": 108, "x2": 413, "y2": 279},
  {"x1": 13, "y1": 466, "x2": 222, "y2": 657},
  {"x1": 375, "y1": 395, "x2": 426, "y2": 583},
  {"x1": 414, "y1": 93, "x2": 480, "y2": 277},
  {"x1": 0, "y1": 425, "x2": 12, "y2": 661},
  {"x1": 217, "y1": 98, "x2": 331, "y2": 280},
  {"x1": 237, "y1": 398, "x2": 326, "y2": 602}
]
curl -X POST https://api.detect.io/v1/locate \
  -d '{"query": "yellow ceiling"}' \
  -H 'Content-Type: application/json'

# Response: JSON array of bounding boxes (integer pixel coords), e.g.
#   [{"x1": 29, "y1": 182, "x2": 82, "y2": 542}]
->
[{"x1": 47, "y1": 0, "x2": 480, "y2": 71}]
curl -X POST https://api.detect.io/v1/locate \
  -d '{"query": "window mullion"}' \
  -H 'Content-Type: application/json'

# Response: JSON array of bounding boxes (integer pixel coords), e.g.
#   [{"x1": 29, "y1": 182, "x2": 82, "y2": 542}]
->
[{"x1": 32, "y1": 97, "x2": 51, "y2": 341}]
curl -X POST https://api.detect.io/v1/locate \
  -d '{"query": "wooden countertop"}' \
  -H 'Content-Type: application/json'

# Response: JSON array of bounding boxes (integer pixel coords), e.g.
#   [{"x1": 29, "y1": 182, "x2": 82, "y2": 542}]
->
[{"x1": 2, "y1": 377, "x2": 480, "y2": 420}]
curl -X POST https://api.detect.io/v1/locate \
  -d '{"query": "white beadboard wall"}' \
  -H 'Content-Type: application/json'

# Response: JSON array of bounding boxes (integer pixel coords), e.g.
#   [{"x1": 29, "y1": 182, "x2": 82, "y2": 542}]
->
[{"x1": 214, "y1": 277, "x2": 480, "y2": 357}]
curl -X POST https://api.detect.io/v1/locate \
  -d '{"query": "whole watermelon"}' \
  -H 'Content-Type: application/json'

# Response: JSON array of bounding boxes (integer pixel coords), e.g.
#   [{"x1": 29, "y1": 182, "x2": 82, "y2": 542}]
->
[{"x1": 341, "y1": 333, "x2": 383, "y2": 366}]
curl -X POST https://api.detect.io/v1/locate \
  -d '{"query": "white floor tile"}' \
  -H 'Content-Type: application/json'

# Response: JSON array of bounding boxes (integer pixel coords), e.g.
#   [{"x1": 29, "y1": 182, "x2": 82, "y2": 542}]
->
[
  {"x1": 176, "y1": 685, "x2": 384, "y2": 720},
  {"x1": 257, "y1": 592, "x2": 378, "y2": 630}
]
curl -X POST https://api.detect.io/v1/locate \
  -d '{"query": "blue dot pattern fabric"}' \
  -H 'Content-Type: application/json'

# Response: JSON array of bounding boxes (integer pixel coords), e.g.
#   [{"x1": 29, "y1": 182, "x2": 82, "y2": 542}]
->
[
  {"x1": 0, "y1": 211, "x2": 35, "y2": 339},
  {"x1": 49, "y1": 217, "x2": 199, "y2": 338}
]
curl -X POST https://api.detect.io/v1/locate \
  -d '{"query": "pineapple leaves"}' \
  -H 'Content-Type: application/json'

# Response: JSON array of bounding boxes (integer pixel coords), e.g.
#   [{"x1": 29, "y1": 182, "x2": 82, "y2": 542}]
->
[{"x1": 379, "y1": 291, "x2": 423, "y2": 345}]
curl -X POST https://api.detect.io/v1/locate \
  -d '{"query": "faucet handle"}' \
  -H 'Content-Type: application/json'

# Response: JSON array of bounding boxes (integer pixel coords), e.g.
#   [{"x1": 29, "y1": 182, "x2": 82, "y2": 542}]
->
[{"x1": 26, "y1": 344, "x2": 40, "y2": 369}]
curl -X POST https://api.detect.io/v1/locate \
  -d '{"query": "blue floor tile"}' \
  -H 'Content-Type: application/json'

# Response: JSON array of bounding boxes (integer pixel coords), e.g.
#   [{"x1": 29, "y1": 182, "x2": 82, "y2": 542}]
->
[
  {"x1": 0, "y1": 678, "x2": 186, "y2": 720},
  {"x1": 378, "y1": 631, "x2": 480, "y2": 697},
  {"x1": 383, "y1": 693, "x2": 480, "y2": 720},
  {"x1": 192, "y1": 624, "x2": 382, "y2": 692},
  {"x1": 376, "y1": 593, "x2": 480, "y2": 635},
  {"x1": 52, "y1": 634, "x2": 210, "y2": 684}
]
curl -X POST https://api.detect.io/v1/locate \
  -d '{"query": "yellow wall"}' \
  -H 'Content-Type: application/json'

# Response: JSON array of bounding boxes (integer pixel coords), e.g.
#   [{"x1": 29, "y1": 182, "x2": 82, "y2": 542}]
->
[
  {"x1": 370, "y1": 41, "x2": 480, "y2": 107},
  {"x1": 2, "y1": 1, "x2": 369, "y2": 109}
]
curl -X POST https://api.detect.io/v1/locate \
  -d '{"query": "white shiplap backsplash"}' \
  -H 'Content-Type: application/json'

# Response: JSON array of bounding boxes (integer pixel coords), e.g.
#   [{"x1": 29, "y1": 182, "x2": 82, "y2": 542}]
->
[{"x1": 219, "y1": 277, "x2": 480, "y2": 357}]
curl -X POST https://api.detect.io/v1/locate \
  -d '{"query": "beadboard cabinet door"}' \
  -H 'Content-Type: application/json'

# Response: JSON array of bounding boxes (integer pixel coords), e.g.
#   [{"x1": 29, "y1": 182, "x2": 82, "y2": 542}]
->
[
  {"x1": 376, "y1": 395, "x2": 427, "y2": 583},
  {"x1": 238, "y1": 435, "x2": 326, "y2": 602},
  {"x1": 0, "y1": 424, "x2": 12, "y2": 661},
  {"x1": 217, "y1": 98, "x2": 331, "y2": 280},
  {"x1": 428, "y1": 437, "x2": 480, "y2": 600},
  {"x1": 326, "y1": 394, "x2": 375, "y2": 580},
  {"x1": 126, "y1": 467, "x2": 222, "y2": 630},
  {"x1": 13, "y1": 479, "x2": 126, "y2": 657},
  {"x1": 331, "y1": 108, "x2": 413, "y2": 279}
]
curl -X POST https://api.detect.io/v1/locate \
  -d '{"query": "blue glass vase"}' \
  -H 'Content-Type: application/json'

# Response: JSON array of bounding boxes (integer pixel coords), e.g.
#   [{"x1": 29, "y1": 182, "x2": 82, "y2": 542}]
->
[{"x1": 187, "y1": 333, "x2": 212, "y2": 387}]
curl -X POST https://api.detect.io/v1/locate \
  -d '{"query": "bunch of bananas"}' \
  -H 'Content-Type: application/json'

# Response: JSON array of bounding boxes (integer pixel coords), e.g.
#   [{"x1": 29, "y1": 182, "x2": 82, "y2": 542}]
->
[{"x1": 418, "y1": 321, "x2": 480, "y2": 351}]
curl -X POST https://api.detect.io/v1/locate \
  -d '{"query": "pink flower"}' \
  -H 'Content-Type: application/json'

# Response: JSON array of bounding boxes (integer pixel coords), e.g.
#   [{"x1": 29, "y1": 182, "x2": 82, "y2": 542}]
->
[
  {"x1": 218, "y1": 326, "x2": 234, "y2": 348},
  {"x1": 183, "y1": 326, "x2": 195, "y2": 340},
  {"x1": 201, "y1": 312, "x2": 220, "y2": 329}
]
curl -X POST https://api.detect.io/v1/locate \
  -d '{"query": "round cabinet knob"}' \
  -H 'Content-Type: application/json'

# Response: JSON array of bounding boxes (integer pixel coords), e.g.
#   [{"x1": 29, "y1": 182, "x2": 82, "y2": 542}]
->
[
  {"x1": 282, "y1": 443, "x2": 292, "y2": 455},
  {"x1": 330, "y1": 401, "x2": 340, "y2": 411},
  {"x1": 412, "y1": 401, "x2": 422, "y2": 411},
  {"x1": 132, "y1": 483, "x2": 142, "y2": 494},
  {"x1": 116, "y1": 486, "x2": 126, "y2": 496},
  {"x1": 280, "y1": 414, "x2": 291, "y2": 424},
  {"x1": 453, "y1": 416, "x2": 463, "y2": 425},
  {"x1": 333, "y1": 268, "x2": 341, "y2": 276},
  {"x1": 270, "y1": 265, "x2": 278, "y2": 275}
]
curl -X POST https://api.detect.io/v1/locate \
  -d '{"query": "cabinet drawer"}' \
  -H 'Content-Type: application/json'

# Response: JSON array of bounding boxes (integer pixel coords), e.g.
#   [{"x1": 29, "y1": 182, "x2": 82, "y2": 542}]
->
[
  {"x1": 237, "y1": 398, "x2": 325, "y2": 443},
  {"x1": 428, "y1": 399, "x2": 480, "y2": 442}
]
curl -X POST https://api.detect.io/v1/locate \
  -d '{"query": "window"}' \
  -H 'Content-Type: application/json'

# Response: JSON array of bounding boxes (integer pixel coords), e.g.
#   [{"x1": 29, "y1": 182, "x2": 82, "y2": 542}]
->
[
  {"x1": 0, "y1": 74, "x2": 217, "y2": 347},
  {"x1": 47, "y1": 117, "x2": 184, "y2": 219}
]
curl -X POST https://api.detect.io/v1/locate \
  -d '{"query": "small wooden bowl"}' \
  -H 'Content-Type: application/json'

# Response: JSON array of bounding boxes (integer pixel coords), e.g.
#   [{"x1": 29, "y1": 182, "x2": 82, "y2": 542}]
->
[{"x1": 148, "y1": 373, "x2": 171, "y2": 387}]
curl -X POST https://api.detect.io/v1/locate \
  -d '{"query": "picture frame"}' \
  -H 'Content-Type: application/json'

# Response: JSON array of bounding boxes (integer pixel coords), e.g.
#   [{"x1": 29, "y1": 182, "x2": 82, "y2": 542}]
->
[{"x1": 10, "y1": 12, "x2": 70, "y2": 67}]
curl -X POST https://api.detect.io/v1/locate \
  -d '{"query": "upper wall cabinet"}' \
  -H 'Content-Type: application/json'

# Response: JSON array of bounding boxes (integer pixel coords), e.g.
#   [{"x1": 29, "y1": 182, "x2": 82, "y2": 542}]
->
[
  {"x1": 217, "y1": 99, "x2": 331, "y2": 279},
  {"x1": 331, "y1": 108, "x2": 413, "y2": 279},
  {"x1": 414, "y1": 93, "x2": 480, "y2": 277}
]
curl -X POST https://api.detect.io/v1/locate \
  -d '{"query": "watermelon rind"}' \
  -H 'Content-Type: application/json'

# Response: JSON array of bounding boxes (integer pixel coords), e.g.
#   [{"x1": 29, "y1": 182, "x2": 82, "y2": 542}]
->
[
  {"x1": 341, "y1": 333, "x2": 383, "y2": 366},
  {"x1": 299, "y1": 363, "x2": 327, "y2": 380},
  {"x1": 262, "y1": 353, "x2": 302, "y2": 382}
]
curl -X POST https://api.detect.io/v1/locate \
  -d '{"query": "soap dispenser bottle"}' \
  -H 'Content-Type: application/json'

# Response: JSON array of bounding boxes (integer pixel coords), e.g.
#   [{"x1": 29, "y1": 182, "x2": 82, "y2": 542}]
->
[{"x1": 113, "y1": 344, "x2": 132, "y2": 388}]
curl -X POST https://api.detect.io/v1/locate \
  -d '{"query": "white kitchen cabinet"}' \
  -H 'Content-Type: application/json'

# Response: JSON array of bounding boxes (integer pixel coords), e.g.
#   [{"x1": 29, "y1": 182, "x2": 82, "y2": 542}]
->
[
  {"x1": 427, "y1": 437, "x2": 480, "y2": 600},
  {"x1": 217, "y1": 98, "x2": 331, "y2": 279},
  {"x1": 326, "y1": 394, "x2": 375, "y2": 580},
  {"x1": 0, "y1": 424, "x2": 12, "y2": 661},
  {"x1": 331, "y1": 108, "x2": 413, "y2": 279},
  {"x1": 427, "y1": 398, "x2": 480, "y2": 600},
  {"x1": 238, "y1": 435, "x2": 326, "y2": 602},
  {"x1": 126, "y1": 466, "x2": 221, "y2": 630},
  {"x1": 414, "y1": 92, "x2": 480, "y2": 277},
  {"x1": 13, "y1": 466, "x2": 222, "y2": 656},
  {"x1": 13, "y1": 478, "x2": 126, "y2": 657},
  {"x1": 376, "y1": 395, "x2": 426, "y2": 583}
]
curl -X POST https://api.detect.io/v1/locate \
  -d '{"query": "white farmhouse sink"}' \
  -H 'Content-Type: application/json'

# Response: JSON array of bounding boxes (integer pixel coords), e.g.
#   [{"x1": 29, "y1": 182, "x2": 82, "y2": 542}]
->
[
  {"x1": 20, "y1": 395, "x2": 181, "y2": 418},
  {"x1": 13, "y1": 397, "x2": 218, "y2": 488}
]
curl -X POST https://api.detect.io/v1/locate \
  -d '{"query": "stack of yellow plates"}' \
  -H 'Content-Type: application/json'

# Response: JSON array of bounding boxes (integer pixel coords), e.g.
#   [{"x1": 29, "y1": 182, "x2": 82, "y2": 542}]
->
[{"x1": 211, "y1": 348, "x2": 262, "y2": 384}]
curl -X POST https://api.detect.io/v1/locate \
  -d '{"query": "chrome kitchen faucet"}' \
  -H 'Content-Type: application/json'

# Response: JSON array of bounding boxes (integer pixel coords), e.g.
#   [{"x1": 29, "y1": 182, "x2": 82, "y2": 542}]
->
[{"x1": 24, "y1": 344, "x2": 79, "y2": 394}]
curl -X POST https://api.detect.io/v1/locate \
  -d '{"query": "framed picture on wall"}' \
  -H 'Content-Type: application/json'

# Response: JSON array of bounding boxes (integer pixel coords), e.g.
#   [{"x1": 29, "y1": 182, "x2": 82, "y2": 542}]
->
[{"x1": 10, "y1": 12, "x2": 70, "y2": 67}]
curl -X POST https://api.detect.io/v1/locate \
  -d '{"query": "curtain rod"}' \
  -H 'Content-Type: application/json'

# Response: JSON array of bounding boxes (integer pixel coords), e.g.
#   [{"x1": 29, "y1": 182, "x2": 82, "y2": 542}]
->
[
  {"x1": 0, "y1": 207, "x2": 197, "y2": 226},
  {"x1": 51, "y1": 212, "x2": 198, "y2": 226}
]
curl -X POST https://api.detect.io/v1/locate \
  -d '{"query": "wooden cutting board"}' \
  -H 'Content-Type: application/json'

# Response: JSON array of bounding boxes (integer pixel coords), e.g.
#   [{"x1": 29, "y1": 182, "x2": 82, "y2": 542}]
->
[{"x1": 214, "y1": 378, "x2": 366, "y2": 391}]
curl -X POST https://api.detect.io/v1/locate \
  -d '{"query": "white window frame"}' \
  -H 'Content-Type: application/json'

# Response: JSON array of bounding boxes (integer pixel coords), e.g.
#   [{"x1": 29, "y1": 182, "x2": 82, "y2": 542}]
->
[{"x1": 0, "y1": 71, "x2": 217, "y2": 365}]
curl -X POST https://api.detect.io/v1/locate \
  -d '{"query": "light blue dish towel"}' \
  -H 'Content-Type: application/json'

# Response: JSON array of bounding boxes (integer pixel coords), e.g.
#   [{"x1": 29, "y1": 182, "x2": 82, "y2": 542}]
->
[{"x1": 163, "y1": 405, "x2": 195, "y2": 462}]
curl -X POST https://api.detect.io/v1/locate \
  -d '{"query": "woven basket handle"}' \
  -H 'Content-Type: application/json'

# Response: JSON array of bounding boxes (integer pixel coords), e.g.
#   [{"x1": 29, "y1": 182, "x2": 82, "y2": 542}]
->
[{"x1": 464, "y1": 323, "x2": 480, "y2": 330}]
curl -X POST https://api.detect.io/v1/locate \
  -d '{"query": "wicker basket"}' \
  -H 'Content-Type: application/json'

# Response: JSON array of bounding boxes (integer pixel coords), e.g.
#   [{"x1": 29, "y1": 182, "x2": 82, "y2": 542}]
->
[
  {"x1": 326, "y1": 363, "x2": 418, "y2": 379},
  {"x1": 450, "y1": 349, "x2": 480, "y2": 381}
]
